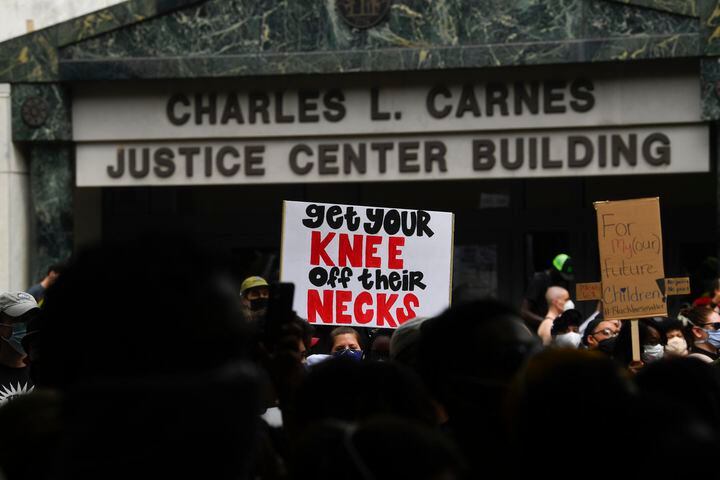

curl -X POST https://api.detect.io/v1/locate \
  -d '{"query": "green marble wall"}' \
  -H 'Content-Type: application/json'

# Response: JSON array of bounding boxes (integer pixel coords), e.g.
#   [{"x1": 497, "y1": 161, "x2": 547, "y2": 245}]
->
[
  {"x1": 0, "y1": 0, "x2": 202, "y2": 82},
  {"x1": 702, "y1": 0, "x2": 720, "y2": 54},
  {"x1": 0, "y1": 0, "x2": 703, "y2": 82},
  {"x1": 29, "y1": 146, "x2": 73, "y2": 280},
  {"x1": 56, "y1": 0, "x2": 698, "y2": 81},
  {"x1": 55, "y1": 0, "x2": 202, "y2": 46},
  {"x1": 609, "y1": 0, "x2": 697, "y2": 17},
  {"x1": 12, "y1": 84, "x2": 72, "y2": 142},
  {"x1": 0, "y1": 30, "x2": 59, "y2": 83}
]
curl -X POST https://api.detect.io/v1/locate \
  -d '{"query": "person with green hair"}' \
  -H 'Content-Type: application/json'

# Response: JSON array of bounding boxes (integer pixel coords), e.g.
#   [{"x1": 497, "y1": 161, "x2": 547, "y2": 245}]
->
[{"x1": 520, "y1": 253, "x2": 575, "y2": 331}]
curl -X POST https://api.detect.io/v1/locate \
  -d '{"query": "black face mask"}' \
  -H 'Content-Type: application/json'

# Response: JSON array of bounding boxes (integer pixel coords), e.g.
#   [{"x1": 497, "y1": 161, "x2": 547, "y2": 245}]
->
[
  {"x1": 249, "y1": 298, "x2": 269, "y2": 312},
  {"x1": 597, "y1": 337, "x2": 617, "y2": 355}
]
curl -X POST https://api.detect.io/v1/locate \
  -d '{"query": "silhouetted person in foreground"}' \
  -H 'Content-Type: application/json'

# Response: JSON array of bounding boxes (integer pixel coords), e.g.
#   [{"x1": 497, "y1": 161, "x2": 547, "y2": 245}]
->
[
  {"x1": 417, "y1": 299, "x2": 540, "y2": 472},
  {"x1": 506, "y1": 349, "x2": 635, "y2": 475},
  {"x1": 18, "y1": 235, "x2": 262, "y2": 480},
  {"x1": 291, "y1": 417, "x2": 465, "y2": 480},
  {"x1": 289, "y1": 358, "x2": 438, "y2": 438}
]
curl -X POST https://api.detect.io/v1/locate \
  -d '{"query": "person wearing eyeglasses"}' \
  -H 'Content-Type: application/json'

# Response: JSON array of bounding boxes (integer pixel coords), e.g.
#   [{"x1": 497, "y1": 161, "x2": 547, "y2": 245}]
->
[
  {"x1": 581, "y1": 317, "x2": 620, "y2": 355},
  {"x1": 679, "y1": 306, "x2": 720, "y2": 364}
]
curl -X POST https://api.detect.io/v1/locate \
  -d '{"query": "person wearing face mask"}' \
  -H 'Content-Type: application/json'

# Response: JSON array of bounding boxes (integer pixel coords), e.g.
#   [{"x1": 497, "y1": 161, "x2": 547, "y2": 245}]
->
[
  {"x1": 680, "y1": 306, "x2": 720, "y2": 364},
  {"x1": 582, "y1": 318, "x2": 619, "y2": 355},
  {"x1": 239, "y1": 276, "x2": 270, "y2": 323},
  {"x1": 607, "y1": 318, "x2": 662, "y2": 373},
  {"x1": 330, "y1": 326, "x2": 363, "y2": 362},
  {"x1": 550, "y1": 308, "x2": 583, "y2": 349},
  {"x1": 520, "y1": 254, "x2": 575, "y2": 332},
  {"x1": 0, "y1": 292, "x2": 39, "y2": 405},
  {"x1": 662, "y1": 318, "x2": 688, "y2": 358},
  {"x1": 537, "y1": 287, "x2": 570, "y2": 346},
  {"x1": 640, "y1": 321, "x2": 665, "y2": 365}
]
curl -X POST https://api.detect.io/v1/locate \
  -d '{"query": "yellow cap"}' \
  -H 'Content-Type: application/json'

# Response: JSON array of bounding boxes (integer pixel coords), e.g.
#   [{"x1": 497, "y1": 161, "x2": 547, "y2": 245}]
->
[{"x1": 240, "y1": 276, "x2": 269, "y2": 295}]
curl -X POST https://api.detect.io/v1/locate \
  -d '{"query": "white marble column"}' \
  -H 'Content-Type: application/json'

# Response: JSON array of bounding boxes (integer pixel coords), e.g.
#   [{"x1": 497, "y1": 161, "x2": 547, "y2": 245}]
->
[{"x1": 0, "y1": 84, "x2": 33, "y2": 292}]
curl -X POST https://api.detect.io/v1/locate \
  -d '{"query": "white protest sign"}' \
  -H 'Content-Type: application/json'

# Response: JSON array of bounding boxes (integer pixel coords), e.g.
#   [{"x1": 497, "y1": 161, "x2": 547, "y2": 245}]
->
[{"x1": 280, "y1": 200, "x2": 454, "y2": 328}]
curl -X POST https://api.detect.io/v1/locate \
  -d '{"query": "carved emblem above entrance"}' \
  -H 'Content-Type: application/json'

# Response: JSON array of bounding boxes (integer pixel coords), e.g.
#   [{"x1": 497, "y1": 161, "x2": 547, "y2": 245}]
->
[
  {"x1": 337, "y1": 0, "x2": 393, "y2": 29},
  {"x1": 21, "y1": 96, "x2": 49, "y2": 128}
]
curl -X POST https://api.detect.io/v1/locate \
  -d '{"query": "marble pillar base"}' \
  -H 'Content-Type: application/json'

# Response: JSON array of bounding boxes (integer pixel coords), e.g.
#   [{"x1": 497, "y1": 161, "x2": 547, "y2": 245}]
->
[{"x1": 29, "y1": 144, "x2": 73, "y2": 281}]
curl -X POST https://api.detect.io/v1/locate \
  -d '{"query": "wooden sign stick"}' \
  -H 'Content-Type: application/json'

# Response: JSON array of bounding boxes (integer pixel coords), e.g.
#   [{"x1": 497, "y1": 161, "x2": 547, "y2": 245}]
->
[{"x1": 630, "y1": 319, "x2": 640, "y2": 362}]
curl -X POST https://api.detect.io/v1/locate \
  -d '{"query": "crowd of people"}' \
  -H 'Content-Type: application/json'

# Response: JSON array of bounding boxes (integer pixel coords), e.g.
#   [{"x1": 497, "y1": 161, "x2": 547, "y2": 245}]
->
[{"x1": 1, "y1": 240, "x2": 720, "y2": 479}]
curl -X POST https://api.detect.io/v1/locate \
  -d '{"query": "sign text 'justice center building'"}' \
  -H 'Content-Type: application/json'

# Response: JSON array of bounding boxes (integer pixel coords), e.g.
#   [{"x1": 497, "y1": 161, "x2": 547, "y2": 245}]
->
[{"x1": 74, "y1": 73, "x2": 708, "y2": 187}]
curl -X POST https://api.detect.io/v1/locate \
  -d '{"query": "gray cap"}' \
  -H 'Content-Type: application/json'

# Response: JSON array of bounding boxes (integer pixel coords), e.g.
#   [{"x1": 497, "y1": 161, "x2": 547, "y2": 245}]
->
[
  {"x1": 0, "y1": 292, "x2": 39, "y2": 319},
  {"x1": 389, "y1": 316, "x2": 428, "y2": 363}
]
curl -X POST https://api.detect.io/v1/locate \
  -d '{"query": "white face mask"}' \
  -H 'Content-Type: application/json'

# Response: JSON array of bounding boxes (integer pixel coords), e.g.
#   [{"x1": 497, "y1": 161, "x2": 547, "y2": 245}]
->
[
  {"x1": 641, "y1": 344, "x2": 664, "y2": 364},
  {"x1": 554, "y1": 331, "x2": 582, "y2": 349},
  {"x1": 563, "y1": 300, "x2": 575, "y2": 311},
  {"x1": 665, "y1": 337, "x2": 688, "y2": 357}
]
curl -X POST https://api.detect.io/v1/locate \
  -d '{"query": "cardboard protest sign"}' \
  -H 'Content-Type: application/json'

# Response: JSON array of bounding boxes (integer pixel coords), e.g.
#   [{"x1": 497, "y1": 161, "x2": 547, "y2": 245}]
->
[
  {"x1": 576, "y1": 278, "x2": 689, "y2": 301},
  {"x1": 595, "y1": 197, "x2": 666, "y2": 320},
  {"x1": 576, "y1": 282, "x2": 602, "y2": 301},
  {"x1": 280, "y1": 200, "x2": 454, "y2": 328},
  {"x1": 665, "y1": 277, "x2": 691, "y2": 296}
]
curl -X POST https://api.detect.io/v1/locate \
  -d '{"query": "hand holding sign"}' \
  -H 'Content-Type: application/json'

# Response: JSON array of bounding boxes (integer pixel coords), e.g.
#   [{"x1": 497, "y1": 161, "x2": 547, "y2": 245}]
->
[{"x1": 281, "y1": 201, "x2": 454, "y2": 328}]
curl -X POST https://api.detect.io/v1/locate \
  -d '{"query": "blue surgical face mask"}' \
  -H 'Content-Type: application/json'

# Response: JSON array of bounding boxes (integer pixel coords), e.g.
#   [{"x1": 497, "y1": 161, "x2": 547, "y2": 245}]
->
[
  {"x1": 333, "y1": 348, "x2": 363, "y2": 362},
  {"x1": 706, "y1": 329, "x2": 720, "y2": 349},
  {"x1": 1, "y1": 323, "x2": 27, "y2": 356}
]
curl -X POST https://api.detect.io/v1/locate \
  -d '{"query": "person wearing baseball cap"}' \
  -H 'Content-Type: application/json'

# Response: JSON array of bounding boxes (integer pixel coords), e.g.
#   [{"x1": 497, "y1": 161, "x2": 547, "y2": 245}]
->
[
  {"x1": 0, "y1": 292, "x2": 39, "y2": 405},
  {"x1": 239, "y1": 276, "x2": 270, "y2": 322}
]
